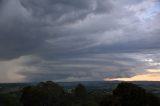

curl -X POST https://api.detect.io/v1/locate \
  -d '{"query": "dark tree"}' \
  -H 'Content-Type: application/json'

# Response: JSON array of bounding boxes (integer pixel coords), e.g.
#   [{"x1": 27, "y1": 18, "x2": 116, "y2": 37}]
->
[
  {"x1": 83, "y1": 101, "x2": 99, "y2": 106},
  {"x1": 20, "y1": 81, "x2": 160, "y2": 106},
  {"x1": 113, "y1": 82, "x2": 147, "y2": 106},
  {"x1": 0, "y1": 93, "x2": 22, "y2": 106},
  {"x1": 74, "y1": 84, "x2": 87, "y2": 99},
  {"x1": 146, "y1": 93, "x2": 160, "y2": 106},
  {"x1": 21, "y1": 81, "x2": 64, "y2": 106},
  {"x1": 71, "y1": 84, "x2": 88, "y2": 105},
  {"x1": 61, "y1": 93, "x2": 74, "y2": 106},
  {"x1": 100, "y1": 94, "x2": 121, "y2": 106}
]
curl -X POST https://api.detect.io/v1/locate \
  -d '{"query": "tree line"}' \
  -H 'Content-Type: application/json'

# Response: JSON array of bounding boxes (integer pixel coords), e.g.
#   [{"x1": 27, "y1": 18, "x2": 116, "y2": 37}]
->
[
  {"x1": 21, "y1": 81, "x2": 160, "y2": 106},
  {"x1": 0, "y1": 81, "x2": 160, "y2": 106}
]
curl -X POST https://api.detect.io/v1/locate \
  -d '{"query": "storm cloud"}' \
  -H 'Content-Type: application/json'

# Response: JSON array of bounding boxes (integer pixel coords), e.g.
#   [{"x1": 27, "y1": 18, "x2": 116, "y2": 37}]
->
[{"x1": 0, "y1": 0, "x2": 160, "y2": 82}]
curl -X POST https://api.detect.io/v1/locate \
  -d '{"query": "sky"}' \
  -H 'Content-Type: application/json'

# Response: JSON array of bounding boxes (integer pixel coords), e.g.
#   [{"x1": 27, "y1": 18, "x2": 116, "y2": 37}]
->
[{"x1": 0, "y1": 0, "x2": 160, "y2": 82}]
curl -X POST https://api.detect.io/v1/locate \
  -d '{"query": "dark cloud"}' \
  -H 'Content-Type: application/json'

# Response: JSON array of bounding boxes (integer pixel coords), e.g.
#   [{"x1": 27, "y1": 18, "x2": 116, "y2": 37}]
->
[
  {"x1": 21, "y1": 0, "x2": 112, "y2": 25},
  {"x1": 0, "y1": 0, "x2": 160, "y2": 82}
]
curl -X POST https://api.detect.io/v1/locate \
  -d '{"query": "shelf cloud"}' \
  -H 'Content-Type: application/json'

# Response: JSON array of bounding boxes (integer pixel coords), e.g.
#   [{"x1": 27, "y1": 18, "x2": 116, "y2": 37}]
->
[{"x1": 0, "y1": 0, "x2": 160, "y2": 82}]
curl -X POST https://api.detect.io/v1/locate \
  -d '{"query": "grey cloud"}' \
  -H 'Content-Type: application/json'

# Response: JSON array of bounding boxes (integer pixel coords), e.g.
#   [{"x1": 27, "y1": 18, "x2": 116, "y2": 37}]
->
[
  {"x1": 0, "y1": 0, "x2": 160, "y2": 82},
  {"x1": 21, "y1": 0, "x2": 112, "y2": 25},
  {"x1": 17, "y1": 53, "x2": 144, "y2": 82},
  {"x1": 0, "y1": 0, "x2": 49, "y2": 60},
  {"x1": 0, "y1": 0, "x2": 114, "y2": 59}
]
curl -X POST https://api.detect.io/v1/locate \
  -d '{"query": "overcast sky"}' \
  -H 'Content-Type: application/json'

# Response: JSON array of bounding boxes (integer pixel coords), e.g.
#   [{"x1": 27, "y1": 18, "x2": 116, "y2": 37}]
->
[{"x1": 0, "y1": 0, "x2": 160, "y2": 82}]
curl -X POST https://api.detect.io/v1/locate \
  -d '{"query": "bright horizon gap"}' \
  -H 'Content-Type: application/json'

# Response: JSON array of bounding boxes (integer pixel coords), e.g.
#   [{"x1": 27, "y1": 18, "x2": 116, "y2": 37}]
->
[{"x1": 104, "y1": 73, "x2": 160, "y2": 81}]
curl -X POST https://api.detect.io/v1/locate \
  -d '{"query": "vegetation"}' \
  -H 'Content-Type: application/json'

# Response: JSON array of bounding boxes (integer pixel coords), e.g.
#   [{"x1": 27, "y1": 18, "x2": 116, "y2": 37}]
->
[
  {"x1": 0, "y1": 92, "x2": 22, "y2": 106},
  {"x1": 0, "y1": 81, "x2": 159, "y2": 106},
  {"x1": 21, "y1": 81, "x2": 64, "y2": 106}
]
